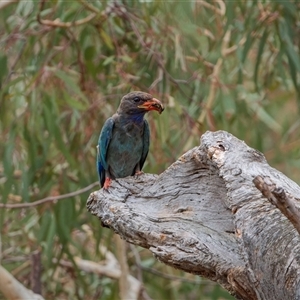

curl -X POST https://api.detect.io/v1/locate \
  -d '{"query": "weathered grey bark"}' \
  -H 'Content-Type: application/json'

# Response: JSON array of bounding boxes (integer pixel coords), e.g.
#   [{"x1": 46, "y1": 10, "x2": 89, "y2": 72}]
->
[{"x1": 87, "y1": 130, "x2": 300, "y2": 300}]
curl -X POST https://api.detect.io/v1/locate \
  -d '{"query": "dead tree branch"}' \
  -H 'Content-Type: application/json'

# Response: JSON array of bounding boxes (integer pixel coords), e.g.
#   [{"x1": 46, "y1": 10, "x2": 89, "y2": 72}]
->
[{"x1": 87, "y1": 130, "x2": 300, "y2": 300}]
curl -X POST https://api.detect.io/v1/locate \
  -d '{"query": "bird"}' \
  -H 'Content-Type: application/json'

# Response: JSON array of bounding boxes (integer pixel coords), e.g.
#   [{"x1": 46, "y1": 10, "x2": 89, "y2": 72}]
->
[{"x1": 97, "y1": 91, "x2": 164, "y2": 189}]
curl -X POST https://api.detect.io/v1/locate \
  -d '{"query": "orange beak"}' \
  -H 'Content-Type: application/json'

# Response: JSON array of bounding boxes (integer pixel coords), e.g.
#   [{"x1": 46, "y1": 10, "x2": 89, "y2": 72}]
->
[{"x1": 138, "y1": 98, "x2": 164, "y2": 114}]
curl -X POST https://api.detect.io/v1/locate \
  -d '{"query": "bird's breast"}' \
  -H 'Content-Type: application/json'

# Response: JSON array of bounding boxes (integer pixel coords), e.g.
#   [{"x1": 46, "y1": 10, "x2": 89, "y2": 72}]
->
[{"x1": 106, "y1": 121, "x2": 144, "y2": 178}]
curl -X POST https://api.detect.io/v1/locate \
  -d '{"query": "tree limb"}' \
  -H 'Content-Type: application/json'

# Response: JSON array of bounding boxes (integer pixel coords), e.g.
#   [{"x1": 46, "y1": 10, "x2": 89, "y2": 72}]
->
[
  {"x1": 0, "y1": 265, "x2": 44, "y2": 300},
  {"x1": 87, "y1": 130, "x2": 300, "y2": 300}
]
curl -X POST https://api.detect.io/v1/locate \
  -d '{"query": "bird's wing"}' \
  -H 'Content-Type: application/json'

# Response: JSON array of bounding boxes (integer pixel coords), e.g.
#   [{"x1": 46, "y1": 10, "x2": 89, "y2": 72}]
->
[
  {"x1": 97, "y1": 117, "x2": 115, "y2": 187},
  {"x1": 140, "y1": 119, "x2": 150, "y2": 170}
]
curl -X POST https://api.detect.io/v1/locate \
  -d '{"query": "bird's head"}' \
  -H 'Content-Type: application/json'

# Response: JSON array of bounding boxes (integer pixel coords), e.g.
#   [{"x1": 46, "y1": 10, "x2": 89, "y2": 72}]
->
[{"x1": 118, "y1": 91, "x2": 164, "y2": 115}]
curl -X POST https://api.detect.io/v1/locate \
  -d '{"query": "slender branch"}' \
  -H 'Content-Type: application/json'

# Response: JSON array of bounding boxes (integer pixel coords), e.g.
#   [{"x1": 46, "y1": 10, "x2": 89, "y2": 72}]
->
[
  {"x1": 78, "y1": 0, "x2": 100, "y2": 14},
  {"x1": 115, "y1": 235, "x2": 131, "y2": 300},
  {"x1": 253, "y1": 175, "x2": 300, "y2": 235},
  {"x1": 198, "y1": 29, "x2": 231, "y2": 124},
  {"x1": 198, "y1": 56, "x2": 223, "y2": 125},
  {"x1": 197, "y1": 0, "x2": 225, "y2": 16},
  {"x1": 216, "y1": 0, "x2": 226, "y2": 15},
  {"x1": 58, "y1": 256, "x2": 121, "y2": 279},
  {"x1": 0, "y1": 182, "x2": 99, "y2": 209},
  {"x1": 57, "y1": 247, "x2": 142, "y2": 300},
  {"x1": 0, "y1": 0, "x2": 19, "y2": 10},
  {"x1": 38, "y1": 12, "x2": 96, "y2": 28},
  {"x1": 201, "y1": 28, "x2": 216, "y2": 41},
  {"x1": 37, "y1": 0, "x2": 96, "y2": 28},
  {"x1": 0, "y1": 265, "x2": 44, "y2": 300},
  {"x1": 10, "y1": 261, "x2": 31, "y2": 276},
  {"x1": 149, "y1": 68, "x2": 163, "y2": 90},
  {"x1": 223, "y1": 37, "x2": 246, "y2": 56}
]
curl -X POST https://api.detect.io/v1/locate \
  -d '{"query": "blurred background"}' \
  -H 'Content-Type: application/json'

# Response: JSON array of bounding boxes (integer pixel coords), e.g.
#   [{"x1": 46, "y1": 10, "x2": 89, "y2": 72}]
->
[{"x1": 1, "y1": 0, "x2": 300, "y2": 299}]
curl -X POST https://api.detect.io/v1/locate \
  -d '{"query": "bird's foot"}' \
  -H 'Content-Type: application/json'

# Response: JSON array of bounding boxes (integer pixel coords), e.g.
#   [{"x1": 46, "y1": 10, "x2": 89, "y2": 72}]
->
[
  {"x1": 134, "y1": 171, "x2": 144, "y2": 178},
  {"x1": 103, "y1": 178, "x2": 112, "y2": 190}
]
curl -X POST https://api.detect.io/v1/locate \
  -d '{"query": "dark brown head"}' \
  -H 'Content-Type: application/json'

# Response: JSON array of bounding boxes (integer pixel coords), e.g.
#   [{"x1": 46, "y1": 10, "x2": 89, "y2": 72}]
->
[{"x1": 117, "y1": 91, "x2": 164, "y2": 115}]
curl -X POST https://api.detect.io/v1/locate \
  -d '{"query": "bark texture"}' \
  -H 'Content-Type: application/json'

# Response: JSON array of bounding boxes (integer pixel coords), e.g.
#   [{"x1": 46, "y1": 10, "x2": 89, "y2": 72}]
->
[{"x1": 87, "y1": 130, "x2": 300, "y2": 300}]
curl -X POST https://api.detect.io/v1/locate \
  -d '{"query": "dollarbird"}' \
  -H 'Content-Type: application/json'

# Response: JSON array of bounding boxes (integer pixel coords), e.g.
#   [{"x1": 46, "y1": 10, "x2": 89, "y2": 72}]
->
[{"x1": 97, "y1": 91, "x2": 164, "y2": 189}]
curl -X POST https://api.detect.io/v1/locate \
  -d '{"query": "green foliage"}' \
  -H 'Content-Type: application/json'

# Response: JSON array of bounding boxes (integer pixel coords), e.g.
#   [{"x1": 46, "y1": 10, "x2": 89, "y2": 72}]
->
[{"x1": 1, "y1": 0, "x2": 300, "y2": 299}]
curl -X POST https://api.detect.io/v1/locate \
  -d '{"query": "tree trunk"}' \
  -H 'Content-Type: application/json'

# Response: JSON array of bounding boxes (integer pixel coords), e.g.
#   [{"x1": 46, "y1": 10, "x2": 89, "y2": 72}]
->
[{"x1": 86, "y1": 130, "x2": 300, "y2": 300}]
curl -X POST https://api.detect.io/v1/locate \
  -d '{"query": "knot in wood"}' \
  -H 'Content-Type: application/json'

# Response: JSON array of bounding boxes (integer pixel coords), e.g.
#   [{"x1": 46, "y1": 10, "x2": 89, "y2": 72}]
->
[{"x1": 207, "y1": 144, "x2": 225, "y2": 166}]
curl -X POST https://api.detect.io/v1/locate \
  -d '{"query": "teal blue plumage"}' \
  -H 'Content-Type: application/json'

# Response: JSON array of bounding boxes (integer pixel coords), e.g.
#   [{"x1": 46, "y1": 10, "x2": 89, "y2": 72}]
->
[{"x1": 97, "y1": 91, "x2": 164, "y2": 189}]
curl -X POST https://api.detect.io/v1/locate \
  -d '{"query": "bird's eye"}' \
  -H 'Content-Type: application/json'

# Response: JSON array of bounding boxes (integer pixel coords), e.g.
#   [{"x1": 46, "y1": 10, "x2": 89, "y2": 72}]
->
[{"x1": 133, "y1": 97, "x2": 140, "y2": 102}]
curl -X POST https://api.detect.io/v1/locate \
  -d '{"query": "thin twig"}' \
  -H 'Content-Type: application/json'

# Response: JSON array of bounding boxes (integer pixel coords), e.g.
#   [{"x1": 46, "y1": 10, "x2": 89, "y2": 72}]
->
[
  {"x1": 78, "y1": 0, "x2": 100, "y2": 14},
  {"x1": 198, "y1": 57, "x2": 223, "y2": 125},
  {"x1": 215, "y1": 0, "x2": 226, "y2": 15},
  {"x1": 0, "y1": 182, "x2": 99, "y2": 209},
  {"x1": 38, "y1": 12, "x2": 96, "y2": 28},
  {"x1": 149, "y1": 68, "x2": 163, "y2": 90},
  {"x1": 223, "y1": 37, "x2": 246, "y2": 56},
  {"x1": 37, "y1": 0, "x2": 96, "y2": 28},
  {"x1": 197, "y1": 0, "x2": 225, "y2": 16},
  {"x1": 198, "y1": 29, "x2": 231, "y2": 124}
]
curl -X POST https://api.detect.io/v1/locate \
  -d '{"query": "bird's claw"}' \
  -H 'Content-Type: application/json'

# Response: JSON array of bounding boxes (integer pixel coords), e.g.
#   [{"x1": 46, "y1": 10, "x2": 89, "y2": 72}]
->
[
  {"x1": 134, "y1": 171, "x2": 144, "y2": 179},
  {"x1": 103, "y1": 178, "x2": 112, "y2": 190}
]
